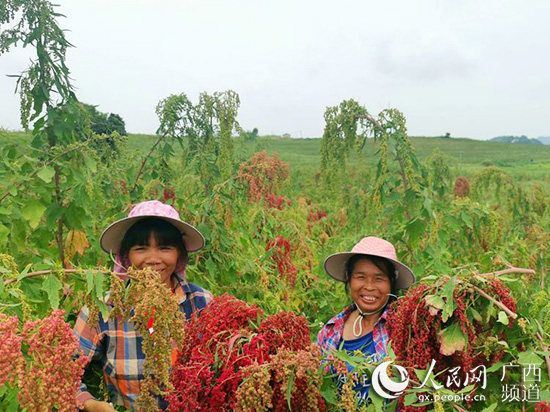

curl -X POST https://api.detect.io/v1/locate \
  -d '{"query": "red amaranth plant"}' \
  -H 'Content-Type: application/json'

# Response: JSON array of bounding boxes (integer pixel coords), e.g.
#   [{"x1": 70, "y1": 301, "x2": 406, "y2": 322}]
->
[
  {"x1": 307, "y1": 209, "x2": 327, "y2": 223},
  {"x1": 387, "y1": 271, "x2": 520, "y2": 412},
  {"x1": 167, "y1": 295, "x2": 325, "y2": 412},
  {"x1": 265, "y1": 193, "x2": 291, "y2": 210},
  {"x1": 0, "y1": 310, "x2": 88, "y2": 412},
  {"x1": 536, "y1": 401, "x2": 550, "y2": 412},
  {"x1": 163, "y1": 187, "x2": 176, "y2": 203},
  {"x1": 237, "y1": 151, "x2": 290, "y2": 203},
  {"x1": 266, "y1": 236, "x2": 299, "y2": 288}
]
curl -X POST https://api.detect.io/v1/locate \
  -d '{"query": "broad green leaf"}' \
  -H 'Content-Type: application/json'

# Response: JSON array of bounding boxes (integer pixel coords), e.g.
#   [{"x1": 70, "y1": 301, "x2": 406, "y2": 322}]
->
[
  {"x1": 518, "y1": 350, "x2": 544, "y2": 366},
  {"x1": 404, "y1": 393, "x2": 418, "y2": 406},
  {"x1": 83, "y1": 155, "x2": 97, "y2": 173},
  {"x1": 438, "y1": 322, "x2": 466, "y2": 356},
  {"x1": 480, "y1": 403, "x2": 498, "y2": 412},
  {"x1": 41, "y1": 275, "x2": 63, "y2": 309},
  {"x1": 369, "y1": 385, "x2": 386, "y2": 411},
  {"x1": 37, "y1": 166, "x2": 55, "y2": 183},
  {"x1": 497, "y1": 311, "x2": 509, "y2": 326},
  {"x1": 205, "y1": 258, "x2": 216, "y2": 275},
  {"x1": 320, "y1": 376, "x2": 338, "y2": 405},
  {"x1": 22, "y1": 200, "x2": 46, "y2": 229},
  {"x1": 425, "y1": 295, "x2": 445, "y2": 309},
  {"x1": 405, "y1": 218, "x2": 424, "y2": 244},
  {"x1": 487, "y1": 361, "x2": 506, "y2": 373}
]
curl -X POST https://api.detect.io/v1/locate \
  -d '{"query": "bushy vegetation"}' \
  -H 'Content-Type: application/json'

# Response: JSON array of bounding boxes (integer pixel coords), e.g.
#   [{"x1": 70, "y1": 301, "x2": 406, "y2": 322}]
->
[{"x1": 1, "y1": 1, "x2": 550, "y2": 411}]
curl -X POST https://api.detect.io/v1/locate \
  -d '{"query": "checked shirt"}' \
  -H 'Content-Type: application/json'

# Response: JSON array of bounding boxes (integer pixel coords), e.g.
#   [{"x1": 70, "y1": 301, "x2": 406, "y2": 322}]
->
[
  {"x1": 316, "y1": 303, "x2": 390, "y2": 360},
  {"x1": 73, "y1": 273, "x2": 213, "y2": 410}
]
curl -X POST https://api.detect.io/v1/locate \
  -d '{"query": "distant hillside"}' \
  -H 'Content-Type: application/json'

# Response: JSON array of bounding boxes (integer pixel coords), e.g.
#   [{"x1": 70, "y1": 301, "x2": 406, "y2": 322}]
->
[
  {"x1": 537, "y1": 136, "x2": 550, "y2": 145},
  {"x1": 490, "y1": 135, "x2": 543, "y2": 145}
]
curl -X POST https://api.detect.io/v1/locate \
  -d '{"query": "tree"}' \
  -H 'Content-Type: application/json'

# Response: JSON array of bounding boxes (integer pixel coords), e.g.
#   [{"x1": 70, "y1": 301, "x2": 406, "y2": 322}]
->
[{"x1": 82, "y1": 104, "x2": 127, "y2": 136}]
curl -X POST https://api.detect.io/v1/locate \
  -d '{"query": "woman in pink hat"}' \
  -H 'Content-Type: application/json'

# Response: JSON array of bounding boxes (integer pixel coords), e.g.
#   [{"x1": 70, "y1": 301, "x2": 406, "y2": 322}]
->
[
  {"x1": 73, "y1": 200, "x2": 213, "y2": 412},
  {"x1": 317, "y1": 236, "x2": 416, "y2": 406}
]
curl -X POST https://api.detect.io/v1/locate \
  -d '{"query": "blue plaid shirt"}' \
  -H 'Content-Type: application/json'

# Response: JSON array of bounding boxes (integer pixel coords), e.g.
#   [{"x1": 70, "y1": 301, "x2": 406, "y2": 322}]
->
[{"x1": 316, "y1": 303, "x2": 390, "y2": 360}]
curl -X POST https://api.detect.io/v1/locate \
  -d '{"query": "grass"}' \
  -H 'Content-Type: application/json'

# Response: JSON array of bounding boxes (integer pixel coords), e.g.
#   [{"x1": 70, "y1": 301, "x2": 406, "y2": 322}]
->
[{"x1": 2, "y1": 131, "x2": 550, "y2": 182}]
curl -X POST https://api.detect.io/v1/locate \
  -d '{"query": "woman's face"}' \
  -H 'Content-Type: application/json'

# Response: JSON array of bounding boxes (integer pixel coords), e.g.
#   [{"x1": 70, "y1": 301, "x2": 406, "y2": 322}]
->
[
  {"x1": 128, "y1": 235, "x2": 180, "y2": 285},
  {"x1": 349, "y1": 258, "x2": 392, "y2": 314}
]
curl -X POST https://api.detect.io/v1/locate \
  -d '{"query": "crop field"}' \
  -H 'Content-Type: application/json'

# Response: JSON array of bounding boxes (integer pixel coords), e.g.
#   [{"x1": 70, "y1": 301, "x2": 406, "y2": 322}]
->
[{"x1": 2, "y1": 2, "x2": 550, "y2": 412}]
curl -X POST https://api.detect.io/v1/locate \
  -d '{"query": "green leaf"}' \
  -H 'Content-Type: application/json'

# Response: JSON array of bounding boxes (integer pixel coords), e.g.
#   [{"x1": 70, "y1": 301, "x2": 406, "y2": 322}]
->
[
  {"x1": 461, "y1": 211, "x2": 473, "y2": 229},
  {"x1": 286, "y1": 372, "x2": 294, "y2": 411},
  {"x1": 205, "y1": 258, "x2": 216, "y2": 275},
  {"x1": 16, "y1": 264, "x2": 32, "y2": 281},
  {"x1": 480, "y1": 403, "x2": 498, "y2": 412},
  {"x1": 95, "y1": 271, "x2": 105, "y2": 301},
  {"x1": 425, "y1": 295, "x2": 445, "y2": 310},
  {"x1": 0, "y1": 207, "x2": 11, "y2": 215},
  {"x1": 497, "y1": 311, "x2": 509, "y2": 326},
  {"x1": 441, "y1": 276, "x2": 457, "y2": 322},
  {"x1": 518, "y1": 350, "x2": 544, "y2": 366},
  {"x1": 0, "y1": 223, "x2": 8, "y2": 246},
  {"x1": 468, "y1": 307, "x2": 483, "y2": 322},
  {"x1": 36, "y1": 166, "x2": 55, "y2": 183},
  {"x1": 405, "y1": 218, "x2": 425, "y2": 244},
  {"x1": 86, "y1": 269, "x2": 94, "y2": 295},
  {"x1": 404, "y1": 393, "x2": 418, "y2": 406},
  {"x1": 438, "y1": 322, "x2": 466, "y2": 356},
  {"x1": 83, "y1": 155, "x2": 97, "y2": 173},
  {"x1": 319, "y1": 376, "x2": 338, "y2": 405},
  {"x1": 41, "y1": 275, "x2": 63, "y2": 309},
  {"x1": 22, "y1": 200, "x2": 46, "y2": 229}
]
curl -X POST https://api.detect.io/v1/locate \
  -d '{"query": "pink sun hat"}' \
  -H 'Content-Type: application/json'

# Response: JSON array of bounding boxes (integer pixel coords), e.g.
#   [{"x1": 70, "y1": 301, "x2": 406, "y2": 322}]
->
[
  {"x1": 324, "y1": 236, "x2": 415, "y2": 290},
  {"x1": 100, "y1": 200, "x2": 205, "y2": 254}
]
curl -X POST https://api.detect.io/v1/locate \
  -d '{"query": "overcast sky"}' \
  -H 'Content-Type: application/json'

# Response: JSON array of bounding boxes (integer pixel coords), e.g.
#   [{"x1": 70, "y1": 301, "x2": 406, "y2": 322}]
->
[{"x1": 1, "y1": 0, "x2": 549, "y2": 139}]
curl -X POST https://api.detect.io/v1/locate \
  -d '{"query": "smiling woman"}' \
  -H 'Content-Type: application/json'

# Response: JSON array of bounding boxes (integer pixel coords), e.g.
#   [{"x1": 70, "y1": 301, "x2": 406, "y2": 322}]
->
[
  {"x1": 73, "y1": 200, "x2": 213, "y2": 412},
  {"x1": 316, "y1": 236, "x2": 416, "y2": 407}
]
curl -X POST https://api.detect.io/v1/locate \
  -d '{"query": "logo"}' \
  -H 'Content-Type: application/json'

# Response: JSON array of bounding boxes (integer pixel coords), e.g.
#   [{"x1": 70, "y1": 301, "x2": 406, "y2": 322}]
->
[{"x1": 372, "y1": 361, "x2": 410, "y2": 399}]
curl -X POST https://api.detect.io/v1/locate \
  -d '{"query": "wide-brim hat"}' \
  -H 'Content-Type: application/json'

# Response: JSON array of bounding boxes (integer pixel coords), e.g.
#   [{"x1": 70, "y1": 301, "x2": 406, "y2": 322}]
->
[
  {"x1": 100, "y1": 200, "x2": 205, "y2": 254},
  {"x1": 324, "y1": 236, "x2": 415, "y2": 290}
]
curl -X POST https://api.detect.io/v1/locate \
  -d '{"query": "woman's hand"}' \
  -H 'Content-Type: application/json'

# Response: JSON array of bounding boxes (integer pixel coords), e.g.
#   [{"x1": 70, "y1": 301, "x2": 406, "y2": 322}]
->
[{"x1": 82, "y1": 399, "x2": 117, "y2": 412}]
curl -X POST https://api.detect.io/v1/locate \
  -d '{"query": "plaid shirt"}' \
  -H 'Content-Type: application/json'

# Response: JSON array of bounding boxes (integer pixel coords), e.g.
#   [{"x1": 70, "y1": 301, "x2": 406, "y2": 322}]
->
[
  {"x1": 74, "y1": 274, "x2": 213, "y2": 410},
  {"x1": 316, "y1": 303, "x2": 390, "y2": 361}
]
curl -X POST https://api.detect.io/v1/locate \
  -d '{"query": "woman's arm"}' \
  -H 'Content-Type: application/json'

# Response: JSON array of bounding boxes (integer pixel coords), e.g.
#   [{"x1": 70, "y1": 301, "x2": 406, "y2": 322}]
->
[{"x1": 82, "y1": 399, "x2": 117, "y2": 412}]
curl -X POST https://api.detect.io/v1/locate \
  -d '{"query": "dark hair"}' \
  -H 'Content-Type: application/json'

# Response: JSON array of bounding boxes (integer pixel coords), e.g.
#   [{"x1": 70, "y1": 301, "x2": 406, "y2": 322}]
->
[
  {"x1": 119, "y1": 218, "x2": 188, "y2": 265},
  {"x1": 344, "y1": 254, "x2": 397, "y2": 303}
]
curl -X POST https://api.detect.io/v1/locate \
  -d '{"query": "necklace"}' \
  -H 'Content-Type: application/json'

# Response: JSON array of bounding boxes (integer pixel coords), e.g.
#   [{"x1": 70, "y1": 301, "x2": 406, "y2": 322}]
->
[{"x1": 352, "y1": 295, "x2": 392, "y2": 337}]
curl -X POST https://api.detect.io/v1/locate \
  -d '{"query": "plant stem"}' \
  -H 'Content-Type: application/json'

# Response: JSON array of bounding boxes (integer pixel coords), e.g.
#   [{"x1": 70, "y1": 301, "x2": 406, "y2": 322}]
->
[
  {"x1": 471, "y1": 285, "x2": 518, "y2": 319},
  {"x1": 54, "y1": 165, "x2": 65, "y2": 264},
  {"x1": 3, "y1": 268, "x2": 110, "y2": 286},
  {"x1": 478, "y1": 267, "x2": 535, "y2": 277},
  {"x1": 132, "y1": 132, "x2": 168, "y2": 189}
]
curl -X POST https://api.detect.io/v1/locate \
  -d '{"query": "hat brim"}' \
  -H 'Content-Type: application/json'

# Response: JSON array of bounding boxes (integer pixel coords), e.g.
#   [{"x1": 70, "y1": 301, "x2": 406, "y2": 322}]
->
[
  {"x1": 100, "y1": 215, "x2": 205, "y2": 254},
  {"x1": 324, "y1": 252, "x2": 416, "y2": 290}
]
